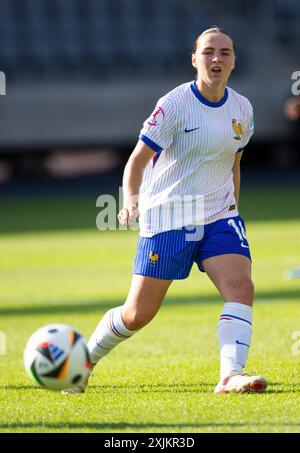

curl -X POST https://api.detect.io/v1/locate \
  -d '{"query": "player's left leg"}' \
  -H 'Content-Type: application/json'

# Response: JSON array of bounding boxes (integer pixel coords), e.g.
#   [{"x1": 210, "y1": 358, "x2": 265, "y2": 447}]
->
[{"x1": 202, "y1": 253, "x2": 267, "y2": 394}]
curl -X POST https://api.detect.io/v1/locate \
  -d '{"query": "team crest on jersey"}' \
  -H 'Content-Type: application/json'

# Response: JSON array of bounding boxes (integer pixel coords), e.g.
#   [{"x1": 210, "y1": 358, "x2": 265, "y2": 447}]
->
[
  {"x1": 232, "y1": 119, "x2": 243, "y2": 140},
  {"x1": 147, "y1": 106, "x2": 165, "y2": 126},
  {"x1": 149, "y1": 250, "x2": 159, "y2": 265}
]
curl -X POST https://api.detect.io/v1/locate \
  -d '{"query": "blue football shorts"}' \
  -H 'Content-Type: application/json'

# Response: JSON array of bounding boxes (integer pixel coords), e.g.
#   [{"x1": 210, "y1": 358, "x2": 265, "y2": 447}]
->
[{"x1": 133, "y1": 215, "x2": 251, "y2": 280}]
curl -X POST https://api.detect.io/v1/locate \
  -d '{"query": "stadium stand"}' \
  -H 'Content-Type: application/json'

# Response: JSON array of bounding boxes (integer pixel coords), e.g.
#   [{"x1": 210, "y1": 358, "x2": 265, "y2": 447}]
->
[{"x1": 0, "y1": 0, "x2": 299, "y2": 152}]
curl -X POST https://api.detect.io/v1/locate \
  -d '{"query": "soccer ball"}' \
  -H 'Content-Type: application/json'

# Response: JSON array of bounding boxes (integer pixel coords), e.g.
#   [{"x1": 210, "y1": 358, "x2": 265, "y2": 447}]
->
[{"x1": 24, "y1": 323, "x2": 92, "y2": 391}]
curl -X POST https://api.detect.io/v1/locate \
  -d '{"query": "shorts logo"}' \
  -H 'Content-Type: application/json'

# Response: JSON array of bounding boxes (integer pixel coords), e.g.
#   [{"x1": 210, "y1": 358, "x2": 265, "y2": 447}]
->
[
  {"x1": 232, "y1": 119, "x2": 243, "y2": 140},
  {"x1": 228, "y1": 218, "x2": 249, "y2": 249},
  {"x1": 149, "y1": 250, "x2": 159, "y2": 265},
  {"x1": 147, "y1": 107, "x2": 165, "y2": 126}
]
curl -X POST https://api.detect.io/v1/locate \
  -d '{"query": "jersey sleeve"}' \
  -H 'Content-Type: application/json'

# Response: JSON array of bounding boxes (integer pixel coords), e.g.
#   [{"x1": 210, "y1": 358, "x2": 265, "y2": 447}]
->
[
  {"x1": 238, "y1": 101, "x2": 254, "y2": 153},
  {"x1": 139, "y1": 96, "x2": 176, "y2": 153}
]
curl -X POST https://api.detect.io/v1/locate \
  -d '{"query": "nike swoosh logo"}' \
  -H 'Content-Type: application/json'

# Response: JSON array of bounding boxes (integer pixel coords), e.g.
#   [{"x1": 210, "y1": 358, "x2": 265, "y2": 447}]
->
[
  {"x1": 184, "y1": 127, "x2": 201, "y2": 133},
  {"x1": 236, "y1": 340, "x2": 249, "y2": 347},
  {"x1": 241, "y1": 243, "x2": 249, "y2": 248}
]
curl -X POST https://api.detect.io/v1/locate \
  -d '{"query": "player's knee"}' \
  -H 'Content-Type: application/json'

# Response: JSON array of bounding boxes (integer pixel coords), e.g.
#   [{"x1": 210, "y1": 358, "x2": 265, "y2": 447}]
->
[
  {"x1": 225, "y1": 276, "x2": 254, "y2": 304},
  {"x1": 239, "y1": 277, "x2": 254, "y2": 303},
  {"x1": 244, "y1": 278, "x2": 255, "y2": 300}
]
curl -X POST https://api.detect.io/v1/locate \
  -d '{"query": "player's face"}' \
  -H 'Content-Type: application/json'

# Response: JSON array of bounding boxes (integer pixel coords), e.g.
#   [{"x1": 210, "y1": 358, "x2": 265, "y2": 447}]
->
[{"x1": 192, "y1": 33, "x2": 235, "y2": 87}]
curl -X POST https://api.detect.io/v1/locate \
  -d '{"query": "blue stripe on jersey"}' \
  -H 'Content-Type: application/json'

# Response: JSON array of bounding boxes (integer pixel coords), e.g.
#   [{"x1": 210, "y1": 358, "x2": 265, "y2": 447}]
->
[
  {"x1": 191, "y1": 81, "x2": 228, "y2": 108},
  {"x1": 139, "y1": 134, "x2": 163, "y2": 153},
  {"x1": 221, "y1": 313, "x2": 252, "y2": 325}
]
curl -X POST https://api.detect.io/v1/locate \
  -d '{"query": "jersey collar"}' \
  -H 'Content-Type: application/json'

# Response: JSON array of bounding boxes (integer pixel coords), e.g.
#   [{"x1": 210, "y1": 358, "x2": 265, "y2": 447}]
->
[{"x1": 191, "y1": 81, "x2": 228, "y2": 108}]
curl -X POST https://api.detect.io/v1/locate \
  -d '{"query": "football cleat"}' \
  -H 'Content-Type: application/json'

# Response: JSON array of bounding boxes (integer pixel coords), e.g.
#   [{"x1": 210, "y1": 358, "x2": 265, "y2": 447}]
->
[{"x1": 214, "y1": 372, "x2": 267, "y2": 394}]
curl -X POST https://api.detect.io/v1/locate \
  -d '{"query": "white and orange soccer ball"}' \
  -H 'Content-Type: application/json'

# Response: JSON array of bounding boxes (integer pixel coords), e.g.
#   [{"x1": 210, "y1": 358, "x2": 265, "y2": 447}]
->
[{"x1": 24, "y1": 324, "x2": 92, "y2": 391}]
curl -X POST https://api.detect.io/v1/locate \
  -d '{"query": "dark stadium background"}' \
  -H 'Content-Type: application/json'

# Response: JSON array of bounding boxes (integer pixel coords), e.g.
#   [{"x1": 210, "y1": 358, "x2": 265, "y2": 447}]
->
[{"x1": 0, "y1": 0, "x2": 299, "y2": 210}]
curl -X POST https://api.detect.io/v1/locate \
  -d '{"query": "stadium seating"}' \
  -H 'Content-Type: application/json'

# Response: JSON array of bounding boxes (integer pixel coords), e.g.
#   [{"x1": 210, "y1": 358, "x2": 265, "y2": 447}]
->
[
  {"x1": 0, "y1": 0, "x2": 239, "y2": 79},
  {"x1": 0, "y1": 0, "x2": 299, "y2": 80}
]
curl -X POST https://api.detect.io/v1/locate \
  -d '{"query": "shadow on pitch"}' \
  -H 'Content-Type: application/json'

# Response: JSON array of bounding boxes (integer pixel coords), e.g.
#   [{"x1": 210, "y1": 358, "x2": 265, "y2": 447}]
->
[
  {"x1": 75, "y1": 382, "x2": 300, "y2": 395},
  {"x1": 1, "y1": 381, "x2": 299, "y2": 395},
  {"x1": 1, "y1": 287, "x2": 300, "y2": 317},
  {"x1": 82, "y1": 383, "x2": 215, "y2": 395},
  {"x1": 0, "y1": 385, "x2": 44, "y2": 390},
  {"x1": 261, "y1": 383, "x2": 300, "y2": 394},
  {"x1": 1, "y1": 420, "x2": 300, "y2": 431},
  {"x1": 0, "y1": 382, "x2": 215, "y2": 394}
]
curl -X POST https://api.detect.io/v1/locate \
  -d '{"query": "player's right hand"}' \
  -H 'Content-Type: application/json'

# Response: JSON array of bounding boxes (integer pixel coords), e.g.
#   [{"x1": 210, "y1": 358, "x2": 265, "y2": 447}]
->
[{"x1": 118, "y1": 207, "x2": 139, "y2": 226}]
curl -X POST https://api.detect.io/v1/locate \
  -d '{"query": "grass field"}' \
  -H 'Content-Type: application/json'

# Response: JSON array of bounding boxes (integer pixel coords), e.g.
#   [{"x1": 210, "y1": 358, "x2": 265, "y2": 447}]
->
[{"x1": 0, "y1": 183, "x2": 300, "y2": 433}]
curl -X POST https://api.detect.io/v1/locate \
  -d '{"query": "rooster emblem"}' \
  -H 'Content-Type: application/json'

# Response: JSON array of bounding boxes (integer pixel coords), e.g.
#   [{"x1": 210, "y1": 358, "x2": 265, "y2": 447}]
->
[
  {"x1": 149, "y1": 250, "x2": 159, "y2": 265},
  {"x1": 232, "y1": 119, "x2": 243, "y2": 140}
]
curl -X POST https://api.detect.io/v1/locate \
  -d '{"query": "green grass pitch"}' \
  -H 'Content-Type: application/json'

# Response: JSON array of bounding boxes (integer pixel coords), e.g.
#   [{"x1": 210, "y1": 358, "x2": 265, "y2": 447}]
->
[{"x1": 0, "y1": 184, "x2": 299, "y2": 433}]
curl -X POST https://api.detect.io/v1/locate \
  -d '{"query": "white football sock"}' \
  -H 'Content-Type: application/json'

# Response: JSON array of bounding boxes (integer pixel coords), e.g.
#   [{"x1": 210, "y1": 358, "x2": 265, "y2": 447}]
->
[
  {"x1": 88, "y1": 306, "x2": 137, "y2": 365},
  {"x1": 218, "y1": 302, "x2": 252, "y2": 380}
]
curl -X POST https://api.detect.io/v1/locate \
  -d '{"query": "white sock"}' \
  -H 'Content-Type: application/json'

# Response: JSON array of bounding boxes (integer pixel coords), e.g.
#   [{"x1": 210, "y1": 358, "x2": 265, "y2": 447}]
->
[
  {"x1": 218, "y1": 302, "x2": 252, "y2": 380},
  {"x1": 88, "y1": 306, "x2": 137, "y2": 365}
]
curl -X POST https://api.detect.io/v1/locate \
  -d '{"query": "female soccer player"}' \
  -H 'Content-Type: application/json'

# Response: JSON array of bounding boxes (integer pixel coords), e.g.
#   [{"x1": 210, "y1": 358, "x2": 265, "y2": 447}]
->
[{"x1": 63, "y1": 27, "x2": 267, "y2": 395}]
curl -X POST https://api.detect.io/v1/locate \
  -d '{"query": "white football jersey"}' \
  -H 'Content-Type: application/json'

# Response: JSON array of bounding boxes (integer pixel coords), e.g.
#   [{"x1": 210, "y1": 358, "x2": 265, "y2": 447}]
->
[{"x1": 138, "y1": 81, "x2": 254, "y2": 237}]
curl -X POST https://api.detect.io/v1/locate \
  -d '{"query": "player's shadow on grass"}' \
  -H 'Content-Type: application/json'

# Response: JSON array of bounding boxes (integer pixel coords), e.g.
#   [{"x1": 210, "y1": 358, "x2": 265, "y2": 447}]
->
[
  {"x1": 0, "y1": 385, "x2": 44, "y2": 390},
  {"x1": 1, "y1": 288, "x2": 300, "y2": 317},
  {"x1": 77, "y1": 382, "x2": 300, "y2": 395},
  {"x1": 263, "y1": 383, "x2": 300, "y2": 394},
  {"x1": 90, "y1": 382, "x2": 214, "y2": 394},
  {"x1": 2, "y1": 382, "x2": 299, "y2": 394},
  {"x1": 1, "y1": 420, "x2": 300, "y2": 431},
  {"x1": 0, "y1": 382, "x2": 215, "y2": 394}
]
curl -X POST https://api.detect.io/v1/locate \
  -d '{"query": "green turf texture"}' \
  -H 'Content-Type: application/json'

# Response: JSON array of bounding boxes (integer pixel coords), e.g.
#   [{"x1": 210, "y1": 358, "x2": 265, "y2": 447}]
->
[{"x1": 0, "y1": 185, "x2": 299, "y2": 433}]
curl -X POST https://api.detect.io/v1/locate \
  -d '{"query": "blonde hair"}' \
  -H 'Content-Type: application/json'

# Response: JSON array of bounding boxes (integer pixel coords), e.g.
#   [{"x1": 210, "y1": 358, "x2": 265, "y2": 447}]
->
[{"x1": 193, "y1": 27, "x2": 236, "y2": 55}]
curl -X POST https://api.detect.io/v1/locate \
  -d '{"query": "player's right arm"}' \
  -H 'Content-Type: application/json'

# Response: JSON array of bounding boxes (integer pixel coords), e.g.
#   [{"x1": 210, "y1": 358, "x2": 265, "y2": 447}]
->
[
  {"x1": 118, "y1": 140, "x2": 155, "y2": 226},
  {"x1": 119, "y1": 94, "x2": 176, "y2": 226}
]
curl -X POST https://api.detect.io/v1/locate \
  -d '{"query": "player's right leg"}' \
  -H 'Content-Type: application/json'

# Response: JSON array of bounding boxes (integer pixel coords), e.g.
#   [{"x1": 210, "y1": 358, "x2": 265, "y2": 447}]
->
[
  {"x1": 62, "y1": 227, "x2": 196, "y2": 395},
  {"x1": 62, "y1": 275, "x2": 172, "y2": 394},
  {"x1": 88, "y1": 274, "x2": 172, "y2": 362}
]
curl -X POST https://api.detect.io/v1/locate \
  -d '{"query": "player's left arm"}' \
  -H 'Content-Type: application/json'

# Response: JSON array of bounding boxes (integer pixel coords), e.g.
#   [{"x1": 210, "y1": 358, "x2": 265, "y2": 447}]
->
[{"x1": 232, "y1": 151, "x2": 243, "y2": 208}]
